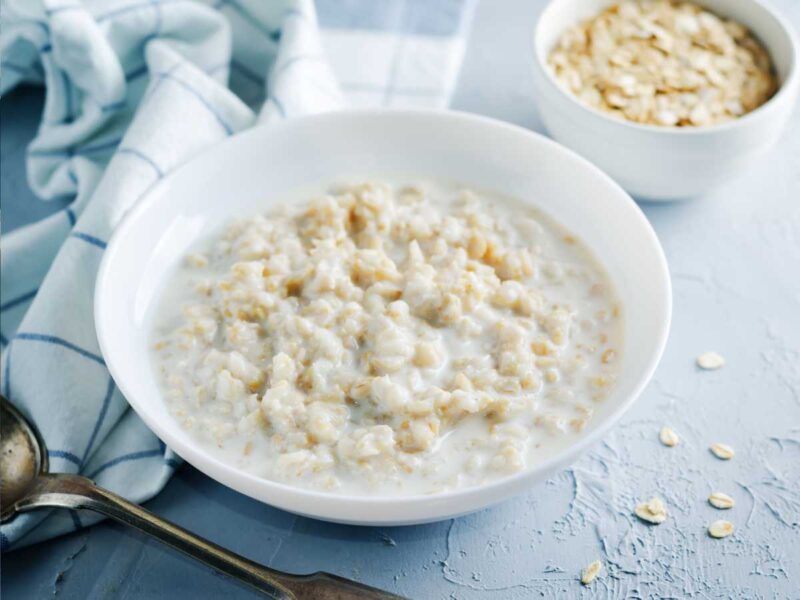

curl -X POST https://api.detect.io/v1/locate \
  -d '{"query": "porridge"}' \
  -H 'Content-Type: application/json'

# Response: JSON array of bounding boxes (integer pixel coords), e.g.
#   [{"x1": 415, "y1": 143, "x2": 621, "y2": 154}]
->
[
  {"x1": 150, "y1": 182, "x2": 623, "y2": 495},
  {"x1": 547, "y1": 0, "x2": 778, "y2": 127}
]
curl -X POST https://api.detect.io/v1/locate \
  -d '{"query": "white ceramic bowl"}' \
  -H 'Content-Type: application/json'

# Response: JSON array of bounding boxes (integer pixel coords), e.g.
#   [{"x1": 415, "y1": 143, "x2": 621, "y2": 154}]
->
[
  {"x1": 530, "y1": 0, "x2": 799, "y2": 201},
  {"x1": 95, "y1": 109, "x2": 671, "y2": 525}
]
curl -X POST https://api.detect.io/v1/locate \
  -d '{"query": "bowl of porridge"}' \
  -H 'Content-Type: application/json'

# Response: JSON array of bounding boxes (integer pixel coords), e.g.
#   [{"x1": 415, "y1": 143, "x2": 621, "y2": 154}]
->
[
  {"x1": 530, "y1": 0, "x2": 799, "y2": 200},
  {"x1": 95, "y1": 109, "x2": 671, "y2": 525}
]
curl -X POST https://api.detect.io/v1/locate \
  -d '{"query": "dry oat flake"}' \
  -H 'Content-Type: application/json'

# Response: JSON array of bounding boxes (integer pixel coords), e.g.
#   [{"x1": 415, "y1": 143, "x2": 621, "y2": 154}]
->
[
  {"x1": 708, "y1": 492, "x2": 735, "y2": 509},
  {"x1": 708, "y1": 519, "x2": 735, "y2": 538},
  {"x1": 710, "y1": 442, "x2": 735, "y2": 460},
  {"x1": 635, "y1": 497, "x2": 668, "y2": 524},
  {"x1": 548, "y1": 0, "x2": 777, "y2": 127},
  {"x1": 697, "y1": 351, "x2": 725, "y2": 370},
  {"x1": 581, "y1": 560, "x2": 604, "y2": 585},
  {"x1": 659, "y1": 426, "x2": 679, "y2": 447}
]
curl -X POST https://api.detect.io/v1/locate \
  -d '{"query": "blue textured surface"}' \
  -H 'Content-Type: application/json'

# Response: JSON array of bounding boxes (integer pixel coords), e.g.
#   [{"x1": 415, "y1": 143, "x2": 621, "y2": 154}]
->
[{"x1": 2, "y1": 0, "x2": 800, "y2": 597}]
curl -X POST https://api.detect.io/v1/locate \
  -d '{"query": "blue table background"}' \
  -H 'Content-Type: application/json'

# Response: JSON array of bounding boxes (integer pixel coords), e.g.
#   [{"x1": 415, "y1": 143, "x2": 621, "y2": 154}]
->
[{"x1": 2, "y1": 0, "x2": 799, "y2": 597}]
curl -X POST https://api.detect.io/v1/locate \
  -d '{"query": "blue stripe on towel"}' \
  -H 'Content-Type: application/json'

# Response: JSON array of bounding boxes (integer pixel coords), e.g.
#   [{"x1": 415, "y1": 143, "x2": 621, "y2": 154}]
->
[
  {"x1": 0, "y1": 289, "x2": 38, "y2": 312},
  {"x1": 15, "y1": 333, "x2": 105, "y2": 366},
  {"x1": 81, "y1": 377, "x2": 116, "y2": 465},
  {"x1": 100, "y1": 100, "x2": 127, "y2": 113},
  {"x1": 125, "y1": 64, "x2": 149, "y2": 82},
  {"x1": 89, "y1": 449, "x2": 163, "y2": 479},
  {"x1": 78, "y1": 138, "x2": 123, "y2": 155},
  {"x1": 117, "y1": 147, "x2": 164, "y2": 178},
  {"x1": 268, "y1": 95, "x2": 286, "y2": 117},
  {"x1": 157, "y1": 72, "x2": 233, "y2": 134},
  {"x1": 70, "y1": 232, "x2": 107, "y2": 249},
  {"x1": 29, "y1": 137, "x2": 122, "y2": 159},
  {"x1": 49, "y1": 449, "x2": 82, "y2": 466}
]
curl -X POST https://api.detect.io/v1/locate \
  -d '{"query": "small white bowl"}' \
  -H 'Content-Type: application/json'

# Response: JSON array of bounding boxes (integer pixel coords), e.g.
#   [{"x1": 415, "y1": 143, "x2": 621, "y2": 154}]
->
[
  {"x1": 96, "y1": 109, "x2": 671, "y2": 525},
  {"x1": 530, "y1": 0, "x2": 799, "y2": 201}
]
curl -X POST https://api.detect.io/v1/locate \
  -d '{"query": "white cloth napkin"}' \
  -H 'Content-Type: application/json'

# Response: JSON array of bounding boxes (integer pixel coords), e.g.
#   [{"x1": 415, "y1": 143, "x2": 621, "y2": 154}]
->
[{"x1": 0, "y1": 0, "x2": 475, "y2": 549}]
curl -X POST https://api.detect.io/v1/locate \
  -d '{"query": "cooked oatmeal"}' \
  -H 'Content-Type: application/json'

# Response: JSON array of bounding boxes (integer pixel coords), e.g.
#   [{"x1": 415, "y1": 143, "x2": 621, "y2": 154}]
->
[{"x1": 151, "y1": 182, "x2": 623, "y2": 495}]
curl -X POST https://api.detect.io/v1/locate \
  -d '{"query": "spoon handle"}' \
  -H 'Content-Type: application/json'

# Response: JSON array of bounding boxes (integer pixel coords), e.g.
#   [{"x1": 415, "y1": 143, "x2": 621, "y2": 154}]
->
[{"x1": 16, "y1": 473, "x2": 404, "y2": 600}]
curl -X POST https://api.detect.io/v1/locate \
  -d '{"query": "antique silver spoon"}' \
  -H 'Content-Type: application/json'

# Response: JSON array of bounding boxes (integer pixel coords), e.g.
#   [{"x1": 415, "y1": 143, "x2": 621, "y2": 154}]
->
[{"x1": 0, "y1": 395, "x2": 405, "y2": 600}]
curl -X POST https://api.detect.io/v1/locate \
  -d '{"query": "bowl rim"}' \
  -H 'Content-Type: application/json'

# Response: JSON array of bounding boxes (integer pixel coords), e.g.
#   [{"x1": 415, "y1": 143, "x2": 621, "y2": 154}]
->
[
  {"x1": 95, "y1": 108, "x2": 672, "y2": 521},
  {"x1": 530, "y1": 0, "x2": 800, "y2": 136}
]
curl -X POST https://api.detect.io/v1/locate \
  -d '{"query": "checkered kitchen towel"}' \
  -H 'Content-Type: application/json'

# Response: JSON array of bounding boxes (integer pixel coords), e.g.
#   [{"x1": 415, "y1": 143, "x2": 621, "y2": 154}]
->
[{"x1": 0, "y1": 0, "x2": 476, "y2": 549}]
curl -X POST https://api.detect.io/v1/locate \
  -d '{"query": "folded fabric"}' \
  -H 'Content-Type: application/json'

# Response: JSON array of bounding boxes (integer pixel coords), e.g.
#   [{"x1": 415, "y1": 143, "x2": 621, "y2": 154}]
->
[{"x1": 0, "y1": 0, "x2": 475, "y2": 549}]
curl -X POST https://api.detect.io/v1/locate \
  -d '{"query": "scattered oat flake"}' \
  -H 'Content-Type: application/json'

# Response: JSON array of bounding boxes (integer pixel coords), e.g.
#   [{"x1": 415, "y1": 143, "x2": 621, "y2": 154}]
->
[
  {"x1": 708, "y1": 519, "x2": 734, "y2": 538},
  {"x1": 581, "y1": 560, "x2": 603, "y2": 585},
  {"x1": 710, "y1": 442, "x2": 735, "y2": 460},
  {"x1": 708, "y1": 492, "x2": 735, "y2": 509},
  {"x1": 659, "y1": 426, "x2": 679, "y2": 447},
  {"x1": 634, "y1": 497, "x2": 667, "y2": 524},
  {"x1": 697, "y1": 351, "x2": 725, "y2": 370}
]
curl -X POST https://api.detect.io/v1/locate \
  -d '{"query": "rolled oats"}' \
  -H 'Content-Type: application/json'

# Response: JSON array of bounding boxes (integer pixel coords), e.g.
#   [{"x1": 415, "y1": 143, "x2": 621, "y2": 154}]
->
[
  {"x1": 708, "y1": 492, "x2": 735, "y2": 509},
  {"x1": 548, "y1": 0, "x2": 778, "y2": 127},
  {"x1": 581, "y1": 560, "x2": 603, "y2": 585},
  {"x1": 710, "y1": 442, "x2": 734, "y2": 460},
  {"x1": 635, "y1": 496, "x2": 668, "y2": 523},
  {"x1": 708, "y1": 519, "x2": 734, "y2": 538},
  {"x1": 659, "y1": 426, "x2": 679, "y2": 447},
  {"x1": 697, "y1": 351, "x2": 725, "y2": 370}
]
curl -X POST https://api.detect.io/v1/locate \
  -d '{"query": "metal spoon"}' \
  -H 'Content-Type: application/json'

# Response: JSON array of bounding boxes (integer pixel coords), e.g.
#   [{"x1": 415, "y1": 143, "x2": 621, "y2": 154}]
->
[{"x1": 0, "y1": 395, "x2": 406, "y2": 600}]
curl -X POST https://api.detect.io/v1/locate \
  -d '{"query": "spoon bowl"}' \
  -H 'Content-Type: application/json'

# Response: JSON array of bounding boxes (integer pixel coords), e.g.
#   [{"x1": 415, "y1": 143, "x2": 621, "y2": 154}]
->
[{"x1": 0, "y1": 398, "x2": 47, "y2": 522}]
